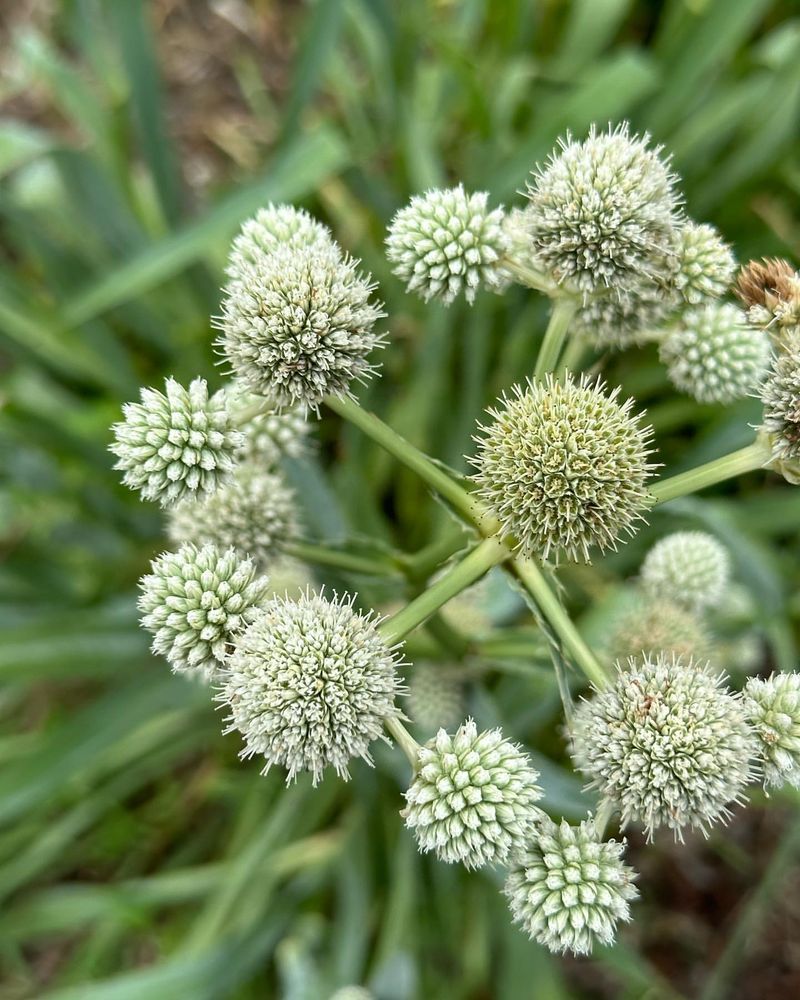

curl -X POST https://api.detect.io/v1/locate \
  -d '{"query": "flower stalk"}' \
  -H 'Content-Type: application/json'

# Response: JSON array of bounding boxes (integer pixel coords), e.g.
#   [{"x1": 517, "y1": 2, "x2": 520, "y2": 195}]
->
[
  {"x1": 534, "y1": 297, "x2": 578, "y2": 378},
  {"x1": 650, "y1": 439, "x2": 768, "y2": 505}
]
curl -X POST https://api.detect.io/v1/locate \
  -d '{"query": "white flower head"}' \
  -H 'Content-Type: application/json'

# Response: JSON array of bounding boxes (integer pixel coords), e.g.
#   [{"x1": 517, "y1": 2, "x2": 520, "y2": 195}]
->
[
  {"x1": 672, "y1": 222, "x2": 736, "y2": 304},
  {"x1": 111, "y1": 378, "x2": 242, "y2": 508},
  {"x1": 760, "y1": 332, "x2": 800, "y2": 474},
  {"x1": 640, "y1": 530, "x2": 730, "y2": 611},
  {"x1": 227, "y1": 203, "x2": 333, "y2": 269},
  {"x1": 743, "y1": 672, "x2": 800, "y2": 789}
]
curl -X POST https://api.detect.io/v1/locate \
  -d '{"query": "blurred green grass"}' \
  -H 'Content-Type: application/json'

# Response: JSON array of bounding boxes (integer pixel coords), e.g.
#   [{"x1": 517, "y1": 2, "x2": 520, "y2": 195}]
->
[{"x1": 1, "y1": 1, "x2": 799, "y2": 997}]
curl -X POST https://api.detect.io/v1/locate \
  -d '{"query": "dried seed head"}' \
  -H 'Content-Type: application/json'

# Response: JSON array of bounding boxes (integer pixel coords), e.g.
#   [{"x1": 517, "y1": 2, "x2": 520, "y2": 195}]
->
[
  {"x1": 524, "y1": 123, "x2": 681, "y2": 296},
  {"x1": 167, "y1": 463, "x2": 299, "y2": 570},
  {"x1": 659, "y1": 302, "x2": 770, "y2": 404},
  {"x1": 743, "y1": 672, "x2": 800, "y2": 789},
  {"x1": 386, "y1": 185, "x2": 510, "y2": 305},
  {"x1": 138, "y1": 543, "x2": 269, "y2": 681},
  {"x1": 504, "y1": 816, "x2": 638, "y2": 955},
  {"x1": 111, "y1": 378, "x2": 242, "y2": 508},
  {"x1": 640, "y1": 530, "x2": 730, "y2": 611},
  {"x1": 402, "y1": 719, "x2": 543, "y2": 869},
  {"x1": 735, "y1": 257, "x2": 797, "y2": 310},
  {"x1": 572, "y1": 652, "x2": 757, "y2": 840},
  {"x1": 219, "y1": 591, "x2": 405, "y2": 785},
  {"x1": 472, "y1": 374, "x2": 656, "y2": 563}
]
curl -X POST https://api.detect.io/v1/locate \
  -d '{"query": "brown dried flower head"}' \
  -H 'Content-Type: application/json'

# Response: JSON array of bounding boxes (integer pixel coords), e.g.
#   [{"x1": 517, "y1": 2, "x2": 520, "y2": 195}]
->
[{"x1": 735, "y1": 257, "x2": 797, "y2": 311}]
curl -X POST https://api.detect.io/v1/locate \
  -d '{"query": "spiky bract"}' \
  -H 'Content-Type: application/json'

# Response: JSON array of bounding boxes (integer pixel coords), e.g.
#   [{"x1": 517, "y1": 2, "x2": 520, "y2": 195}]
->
[
  {"x1": 504, "y1": 817, "x2": 638, "y2": 955},
  {"x1": 743, "y1": 672, "x2": 800, "y2": 790},
  {"x1": 572, "y1": 652, "x2": 756, "y2": 840},
  {"x1": 138, "y1": 543, "x2": 269, "y2": 681},
  {"x1": 220, "y1": 592, "x2": 404, "y2": 784},
  {"x1": 111, "y1": 378, "x2": 242, "y2": 507},
  {"x1": 640, "y1": 530, "x2": 730, "y2": 611},
  {"x1": 472, "y1": 374, "x2": 656, "y2": 563}
]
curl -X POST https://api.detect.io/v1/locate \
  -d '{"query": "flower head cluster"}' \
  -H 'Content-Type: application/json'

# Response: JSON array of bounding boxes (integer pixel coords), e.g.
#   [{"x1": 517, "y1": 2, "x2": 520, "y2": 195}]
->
[
  {"x1": 386, "y1": 185, "x2": 510, "y2": 305},
  {"x1": 228, "y1": 204, "x2": 333, "y2": 268},
  {"x1": 239, "y1": 404, "x2": 310, "y2": 467},
  {"x1": 138, "y1": 543, "x2": 269, "y2": 681},
  {"x1": 504, "y1": 817, "x2": 638, "y2": 955},
  {"x1": 111, "y1": 378, "x2": 242, "y2": 507},
  {"x1": 524, "y1": 124, "x2": 681, "y2": 296},
  {"x1": 571, "y1": 275, "x2": 676, "y2": 349},
  {"x1": 640, "y1": 530, "x2": 730, "y2": 611},
  {"x1": 760, "y1": 333, "x2": 800, "y2": 477},
  {"x1": 403, "y1": 719, "x2": 543, "y2": 869},
  {"x1": 659, "y1": 302, "x2": 770, "y2": 404},
  {"x1": 220, "y1": 591, "x2": 404, "y2": 785},
  {"x1": 472, "y1": 374, "x2": 656, "y2": 563},
  {"x1": 407, "y1": 663, "x2": 466, "y2": 734},
  {"x1": 672, "y1": 222, "x2": 736, "y2": 305},
  {"x1": 219, "y1": 238, "x2": 385, "y2": 409},
  {"x1": 608, "y1": 595, "x2": 712, "y2": 665},
  {"x1": 572, "y1": 652, "x2": 756, "y2": 840},
  {"x1": 167, "y1": 463, "x2": 298, "y2": 569},
  {"x1": 737, "y1": 257, "x2": 800, "y2": 335},
  {"x1": 743, "y1": 672, "x2": 800, "y2": 789}
]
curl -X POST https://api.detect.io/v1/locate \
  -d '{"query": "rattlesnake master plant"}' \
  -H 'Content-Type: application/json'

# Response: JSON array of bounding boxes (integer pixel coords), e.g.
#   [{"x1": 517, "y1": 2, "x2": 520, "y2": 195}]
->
[
  {"x1": 114, "y1": 120, "x2": 800, "y2": 958},
  {"x1": 472, "y1": 374, "x2": 656, "y2": 563}
]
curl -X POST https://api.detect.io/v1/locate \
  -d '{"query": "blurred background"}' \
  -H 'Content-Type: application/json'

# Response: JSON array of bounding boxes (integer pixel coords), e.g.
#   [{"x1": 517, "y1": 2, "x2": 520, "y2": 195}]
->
[{"x1": 1, "y1": 1, "x2": 799, "y2": 997}]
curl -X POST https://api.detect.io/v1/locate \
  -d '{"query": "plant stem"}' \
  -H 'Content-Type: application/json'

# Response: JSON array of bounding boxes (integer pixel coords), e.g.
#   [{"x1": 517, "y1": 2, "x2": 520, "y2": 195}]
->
[
  {"x1": 650, "y1": 440, "x2": 768, "y2": 505},
  {"x1": 511, "y1": 558, "x2": 608, "y2": 690},
  {"x1": 593, "y1": 799, "x2": 616, "y2": 839},
  {"x1": 534, "y1": 298, "x2": 577, "y2": 379},
  {"x1": 231, "y1": 398, "x2": 273, "y2": 427},
  {"x1": 399, "y1": 528, "x2": 470, "y2": 583},
  {"x1": 501, "y1": 256, "x2": 559, "y2": 295},
  {"x1": 325, "y1": 394, "x2": 498, "y2": 532},
  {"x1": 385, "y1": 717, "x2": 422, "y2": 769},
  {"x1": 282, "y1": 540, "x2": 397, "y2": 577},
  {"x1": 379, "y1": 536, "x2": 509, "y2": 646}
]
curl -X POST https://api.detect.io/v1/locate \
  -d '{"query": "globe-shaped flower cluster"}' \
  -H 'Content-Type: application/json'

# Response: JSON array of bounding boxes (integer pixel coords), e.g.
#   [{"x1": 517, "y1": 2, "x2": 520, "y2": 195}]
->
[
  {"x1": 472, "y1": 374, "x2": 656, "y2": 563},
  {"x1": 386, "y1": 185, "x2": 509, "y2": 305},
  {"x1": 760, "y1": 333, "x2": 800, "y2": 477},
  {"x1": 220, "y1": 591, "x2": 405, "y2": 784},
  {"x1": 402, "y1": 719, "x2": 543, "y2": 869},
  {"x1": 572, "y1": 652, "x2": 757, "y2": 840},
  {"x1": 672, "y1": 222, "x2": 736, "y2": 305},
  {"x1": 138, "y1": 543, "x2": 269, "y2": 681},
  {"x1": 227, "y1": 203, "x2": 333, "y2": 266},
  {"x1": 111, "y1": 378, "x2": 242, "y2": 507},
  {"x1": 524, "y1": 124, "x2": 681, "y2": 296},
  {"x1": 640, "y1": 530, "x2": 730, "y2": 611},
  {"x1": 743, "y1": 672, "x2": 800, "y2": 789},
  {"x1": 607, "y1": 594, "x2": 712, "y2": 665},
  {"x1": 407, "y1": 663, "x2": 466, "y2": 735},
  {"x1": 504, "y1": 817, "x2": 638, "y2": 955}
]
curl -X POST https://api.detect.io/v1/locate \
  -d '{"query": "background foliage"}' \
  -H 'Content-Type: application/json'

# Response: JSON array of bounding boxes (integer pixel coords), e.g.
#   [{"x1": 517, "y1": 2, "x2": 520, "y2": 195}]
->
[{"x1": 1, "y1": 1, "x2": 799, "y2": 997}]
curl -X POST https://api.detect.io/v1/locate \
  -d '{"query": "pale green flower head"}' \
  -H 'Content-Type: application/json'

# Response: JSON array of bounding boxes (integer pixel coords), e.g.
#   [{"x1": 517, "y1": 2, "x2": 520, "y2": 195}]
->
[
  {"x1": 138, "y1": 543, "x2": 269, "y2": 681},
  {"x1": 640, "y1": 530, "x2": 730, "y2": 611},
  {"x1": 329, "y1": 988, "x2": 373, "y2": 1000},
  {"x1": 571, "y1": 273, "x2": 677, "y2": 349},
  {"x1": 219, "y1": 591, "x2": 405, "y2": 785},
  {"x1": 407, "y1": 663, "x2": 466, "y2": 735},
  {"x1": 672, "y1": 221, "x2": 736, "y2": 305},
  {"x1": 607, "y1": 594, "x2": 713, "y2": 665},
  {"x1": 227, "y1": 203, "x2": 333, "y2": 268},
  {"x1": 572, "y1": 652, "x2": 757, "y2": 841},
  {"x1": 402, "y1": 718, "x2": 543, "y2": 869},
  {"x1": 524, "y1": 122, "x2": 681, "y2": 296},
  {"x1": 660, "y1": 302, "x2": 770, "y2": 404},
  {"x1": 504, "y1": 816, "x2": 638, "y2": 956},
  {"x1": 760, "y1": 332, "x2": 800, "y2": 476},
  {"x1": 167, "y1": 462, "x2": 299, "y2": 570},
  {"x1": 219, "y1": 239, "x2": 385, "y2": 409},
  {"x1": 743, "y1": 672, "x2": 800, "y2": 789},
  {"x1": 472, "y1": 374, "x2": 656, "y2": 563},
  {"x1": 386, "y1": 185, "x2": 510, "y2": 305},
  {"x1": 111, "y1": 377, "x2": 243, "y2": 508}
]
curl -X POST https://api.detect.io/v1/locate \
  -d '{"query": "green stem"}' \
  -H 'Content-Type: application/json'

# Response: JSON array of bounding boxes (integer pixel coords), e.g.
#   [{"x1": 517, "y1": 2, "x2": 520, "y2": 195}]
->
[
  {"x1": 325, "y1": 394, "x2": 497, "y2": 532},
  {"x1": 231, "y1": 398, "x2": 272, "y2": 427},
  {"x1": 385, "y1": 717, "x2": 422, "y2": 769},
  {"x1": 650, "y1": 440, "x2": 768, "y2": 505},
  {"x1": 511, "y1": 558, "x2": 608, "y2": 690},
  {"x1": 282, "y1": 540, "x2": 397, "y2": 577},
  {"x1": 379, "y1": 536, "x2": 509, "y2": 646},
  {"x1": 559, "y1": 336, "x2": 590, "y2": 374},
  {"x1": 593, "y1": 799, "x2": 616, "y2": 839},
  {"x1": 399, "y1": 528, "x2": 470, "y2": 583},
  {"x1": 501, "y1": 255, "x2": 559, "y2": 295},
  {"x1": 534, "y1": 298, "x2": 578, "y2": 379}
]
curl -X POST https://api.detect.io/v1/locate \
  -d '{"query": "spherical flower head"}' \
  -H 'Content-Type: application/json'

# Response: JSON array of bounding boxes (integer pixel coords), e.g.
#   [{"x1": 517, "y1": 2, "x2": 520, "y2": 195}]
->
[
  {"x1": 760, "y1": 332, "x2": 800, "y2": 473},
  {"x1": 571, "y1": 273, "x2": 677, "y2": 349},
  {"x1": 472, "y1": 374, "x2": 656, "y2": 563},
  {"x1": 524, "y1": 123, "x2": 681, "y2": 296},
  {"x1": 608, "y1": 594, "x2": 713, "y2": 665},
  {"x1": 640, "y1": 530, "x2": 730, "y2": 611},
  {"x1": 659, "y1": 302, "x2": 770, "y2": 404},
  {"x1": 572, "y1": 652, "x2": 757, "y2": 840},
  {"x1": 672, "y1": 222, "x2": 736, "y2": 304},
  {"x1": 386, "y1": 185, "x2": 510, "y2": 305},
  {"x1": 111, "y1": 378, "x2": 243, "y2": 508},
  {"x1": 504, "y1": 816, "x2": 638, "y2": 956},
  {"x1": 402, "y1": 719, "x2": 543, "y2": 869},
  {"x1": 736, "y1": 257, "x2": 800, "y2": 335},
  {"x1": 407, "y1": 663, "x2": 466, "y2": 734},
  {"x1": 743, "y1": 672, "x2": 800, "y2": 789},
  {"x1": 228, "y1": 204, "x2": 333, "y2": 269},
  {"x1": 240, "y1": 405, "x2": 310, "y2": 467},
  {"x1": 167, "y1": 463, "x2": 299, "y2": 570},
  {"x1": 138, "y1": 543, "x2": 269, "y2": 681},
  {"x1": 219, "y1": 240, "x2": 385, "y2": 409},
  {"x1": 219, "y1": 591, "x2": 404, "y2": 785}
]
